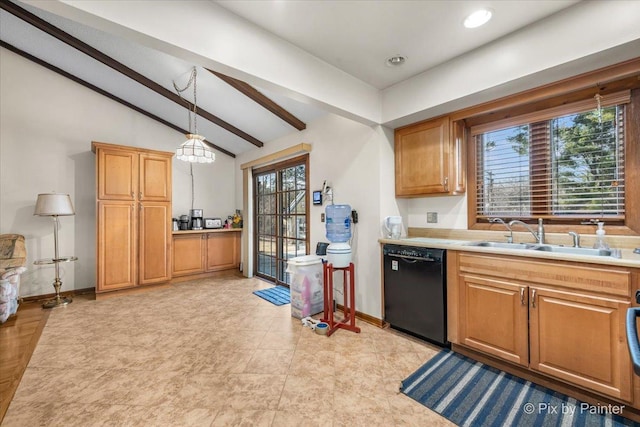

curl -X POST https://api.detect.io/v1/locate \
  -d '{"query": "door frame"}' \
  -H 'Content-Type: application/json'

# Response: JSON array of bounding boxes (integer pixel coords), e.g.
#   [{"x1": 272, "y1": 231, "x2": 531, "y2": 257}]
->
[{"x1": 253, "y1": 154, "x2": 310, "y2": 286}]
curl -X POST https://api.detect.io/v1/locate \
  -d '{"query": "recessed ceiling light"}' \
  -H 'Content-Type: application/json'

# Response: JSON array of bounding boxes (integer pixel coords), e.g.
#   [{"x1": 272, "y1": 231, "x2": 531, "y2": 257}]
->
[
  {"x1": 464, "y1": 9, "x2": 492, "y2": 28},
  {"x1": 386, "y1": 55, "x2": 407, "y2": 67}
]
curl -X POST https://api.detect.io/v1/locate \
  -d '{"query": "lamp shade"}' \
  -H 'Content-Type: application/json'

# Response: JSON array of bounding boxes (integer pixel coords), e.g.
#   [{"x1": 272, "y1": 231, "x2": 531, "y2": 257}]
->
[
  {"x1": 176, "y1": 134, "x2": 215, "y2": 164},
  {"x1": 34, "y1": 193, "x2": 75, "y2": 216}
]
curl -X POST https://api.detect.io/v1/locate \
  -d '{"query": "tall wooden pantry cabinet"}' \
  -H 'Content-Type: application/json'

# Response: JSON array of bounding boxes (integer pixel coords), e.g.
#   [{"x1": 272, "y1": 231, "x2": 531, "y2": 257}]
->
[{"x1": 92, "y1": 142, "x2": 173, "y2": 293}]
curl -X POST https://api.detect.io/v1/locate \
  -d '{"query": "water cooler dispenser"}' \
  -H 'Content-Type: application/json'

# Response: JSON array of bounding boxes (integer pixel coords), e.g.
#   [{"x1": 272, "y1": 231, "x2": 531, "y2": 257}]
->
[{"x1": 325, "y1": 204, "x2": 352, "y2": 267}]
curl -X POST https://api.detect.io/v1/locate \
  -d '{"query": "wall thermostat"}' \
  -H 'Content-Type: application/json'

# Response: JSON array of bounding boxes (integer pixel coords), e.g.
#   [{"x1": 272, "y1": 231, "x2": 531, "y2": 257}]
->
[{"x1": 313, "y1": 190, "x2": 322, "y2": 205}]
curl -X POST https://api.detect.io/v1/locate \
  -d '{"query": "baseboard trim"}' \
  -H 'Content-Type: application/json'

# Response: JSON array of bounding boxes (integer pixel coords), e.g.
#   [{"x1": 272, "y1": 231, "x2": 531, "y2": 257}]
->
[
  {"x1": 335, "y1": 303, "x2": 384, "y2": 328},
  {"x1": 20, "y1": 287, "x2": 95, "y2": 303}
]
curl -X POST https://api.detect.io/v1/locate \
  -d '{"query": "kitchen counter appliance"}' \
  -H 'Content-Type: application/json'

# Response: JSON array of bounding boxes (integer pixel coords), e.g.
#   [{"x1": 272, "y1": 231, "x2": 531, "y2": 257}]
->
[
  {"x1": 190, "y1": 209, "x2": 203, "y2": 230},
  {"x1": 204, "y1": 218, "x2": 222, "y2": 229},
  {"x1": 178, "y1": 215, "x2": 190, "y2": 230},
  {"x1": 383, "y1": 244, "x2": 448, "y2": 346}
]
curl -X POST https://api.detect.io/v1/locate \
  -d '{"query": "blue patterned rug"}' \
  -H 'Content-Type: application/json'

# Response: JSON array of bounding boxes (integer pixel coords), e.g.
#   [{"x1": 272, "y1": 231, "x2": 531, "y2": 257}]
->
[
  {"x1": 252, "y1": 286, "x2": 290, "y2": 306},
  {"x1": 401, "y1": 349, "x2": 636, "y2": 426}
]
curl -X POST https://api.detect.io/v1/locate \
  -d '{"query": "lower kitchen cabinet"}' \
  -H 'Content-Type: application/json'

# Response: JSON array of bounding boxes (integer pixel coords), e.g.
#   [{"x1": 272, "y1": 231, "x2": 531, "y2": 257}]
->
[
  {"x1": 97, "y1": 200, "x2": 171, "y2": 292},
  {"x1": 172, "y1": 230, "x2": 241, "y2": 278},
  {"x1": 452, "y1": 251, "x2": 634, "y2": 403},
  {"x1": 172, "y1": 234, "x2": 206, "y2": 276},
  {"x1": 206, "y1": 232, "x2": 240, "y2": 271},
  {"x1": 458, "y1": 274, "x2": 529, "y2": 366},
  {"x1": 530, "y1": 286, "x2": 631, "y2": 401}
]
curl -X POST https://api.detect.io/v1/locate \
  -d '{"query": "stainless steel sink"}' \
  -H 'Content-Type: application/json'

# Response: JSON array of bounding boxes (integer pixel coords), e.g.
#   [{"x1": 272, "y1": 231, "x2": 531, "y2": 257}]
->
[
  {"x1": 533, "y1": 245, "x2": 612, "y2": 257},
  {"x1": 464, "y1": 241, "x2": 612, "y2": 257},
  {"x1": 463, "y1": 241, "x2": 538, "y2": 250}
]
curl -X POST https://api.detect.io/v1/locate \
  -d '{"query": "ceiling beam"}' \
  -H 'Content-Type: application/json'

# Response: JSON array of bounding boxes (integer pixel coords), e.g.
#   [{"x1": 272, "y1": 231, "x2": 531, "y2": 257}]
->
[
  {"x1": 208, "y1": 69, "x2": 306, "y2": 131},
  {"x1": 0, "y1": 0, "x2": 264, "y2": 148},
  {"x1": 0, "y1": 40, "x2": 236, "y2": 158}
]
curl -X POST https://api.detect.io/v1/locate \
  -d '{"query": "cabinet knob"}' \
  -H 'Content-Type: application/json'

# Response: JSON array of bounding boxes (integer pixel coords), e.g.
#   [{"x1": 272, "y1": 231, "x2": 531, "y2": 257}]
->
[
  {"x1": 520, "y1": 288, "x2": 525, "y2": 306},
  {"x1": 443, "y1": 176, "x2": 449, "y2": 191}
]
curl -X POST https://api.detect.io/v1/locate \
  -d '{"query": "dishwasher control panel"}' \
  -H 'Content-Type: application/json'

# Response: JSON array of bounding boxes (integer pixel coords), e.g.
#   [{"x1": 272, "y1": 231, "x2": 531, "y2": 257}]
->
[{"x1": 383, "y1": 244, "x2": 444, "y2": 262}]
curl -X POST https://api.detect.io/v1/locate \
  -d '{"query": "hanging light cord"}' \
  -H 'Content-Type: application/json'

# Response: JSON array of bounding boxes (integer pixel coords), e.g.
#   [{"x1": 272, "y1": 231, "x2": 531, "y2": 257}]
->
[
  {"x1": 190, "y1": 163, "x2": 195, "y2": 210},
  {"x1": 173, "y1": 67, "x2": 198, "y2": 135},
  {"x1": 174, "y1": 67, "x2": 199, "y2": 209}
]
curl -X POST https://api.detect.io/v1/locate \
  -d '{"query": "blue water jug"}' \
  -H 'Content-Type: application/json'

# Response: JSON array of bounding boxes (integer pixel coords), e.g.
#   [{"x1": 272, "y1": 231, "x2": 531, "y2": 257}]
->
[{"x1": 325, "y1": 204, "x2": 351, "y2": 243}]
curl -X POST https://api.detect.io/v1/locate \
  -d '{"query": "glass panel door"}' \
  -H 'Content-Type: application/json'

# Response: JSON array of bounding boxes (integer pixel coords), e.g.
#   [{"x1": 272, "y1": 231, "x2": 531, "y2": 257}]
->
[{"x1": 254, "y1": 155, "x2": 309, "y2": 286}]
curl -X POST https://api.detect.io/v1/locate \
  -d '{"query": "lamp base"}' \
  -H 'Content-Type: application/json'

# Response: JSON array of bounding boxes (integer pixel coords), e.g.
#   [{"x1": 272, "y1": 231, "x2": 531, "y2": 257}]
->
[{"x1": 42, "y1": 295, "x2": 72, "y2": 309}]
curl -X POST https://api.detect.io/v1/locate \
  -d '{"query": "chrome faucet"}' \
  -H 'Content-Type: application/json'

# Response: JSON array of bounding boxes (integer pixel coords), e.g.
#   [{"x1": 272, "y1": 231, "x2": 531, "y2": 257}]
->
[
  {"x1": 490, "y1": 218, "x2": 513, "y2": 243},
  {"x1": 568, "y1": 231, "x2": 580, "y2": 248},
  {"x1": 508, "y1": 218, "x2": 545, "y2": 244}
]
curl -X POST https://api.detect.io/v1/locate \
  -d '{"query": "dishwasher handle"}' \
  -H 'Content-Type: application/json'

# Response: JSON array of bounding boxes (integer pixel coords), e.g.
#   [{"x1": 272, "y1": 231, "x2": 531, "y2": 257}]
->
[{"x1": 387, "y1": 253, "x2": 437, "y2": 262}]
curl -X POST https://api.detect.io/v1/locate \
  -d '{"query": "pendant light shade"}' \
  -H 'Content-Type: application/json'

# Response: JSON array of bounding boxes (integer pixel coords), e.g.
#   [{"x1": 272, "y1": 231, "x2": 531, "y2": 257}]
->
[
  {"x1": 173, "y1": 67, "x2": 215, "y2": 164},
  {"x1": 176, "y1": 134, "x2": 216, "y2": 164}
]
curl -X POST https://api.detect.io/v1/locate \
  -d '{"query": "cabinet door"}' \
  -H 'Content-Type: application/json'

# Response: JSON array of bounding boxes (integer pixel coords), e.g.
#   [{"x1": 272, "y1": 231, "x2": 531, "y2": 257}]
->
[
  {"x1": 172, "y1": 234, "x2": 205, "y2": 276},
  {"x1": 395, "y1": 116, "x2": 450, "y2": 196},
  {"x1": 97, "y1": 201, "x2": 136, "y2": 292},
  {"x1": 139, "y1": 153, "x2": 172, "y2": 201},
  {"x1": 139, "y1": 202, "x2": 171, "y2": 284},
  {"x1": 459, "y1": 274, "x2": 529, "y2": 366},
  {"x1": 529, "y1": 287, "x2": 632, "y2": 401},
  {"x1": 206, "y1": 232, "x2": 239, "y2": 271},
  {"x1": 97, "y1": 149, "x2": 137, "y2": 200}
]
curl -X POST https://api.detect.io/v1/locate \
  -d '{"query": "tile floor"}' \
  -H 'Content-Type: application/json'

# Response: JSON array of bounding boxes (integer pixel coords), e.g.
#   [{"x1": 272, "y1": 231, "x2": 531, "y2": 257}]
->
[{"x1": 2, "y1": 274, "x2": 454, "y2": 426}]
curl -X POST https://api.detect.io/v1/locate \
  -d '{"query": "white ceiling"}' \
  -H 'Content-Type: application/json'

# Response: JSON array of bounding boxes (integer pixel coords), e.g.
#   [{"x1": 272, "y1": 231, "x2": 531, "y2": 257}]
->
[
  {"x1": 3, "y1": 0, "x2": 636, "y2": 158},
  {"x1": 216, "y1": 0, "x2": 580, "y2": 90}
]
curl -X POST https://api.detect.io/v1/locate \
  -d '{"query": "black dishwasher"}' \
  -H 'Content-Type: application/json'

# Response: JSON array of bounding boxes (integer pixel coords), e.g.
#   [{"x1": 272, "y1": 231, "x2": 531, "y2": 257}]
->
[{"x1": 383, "y1": 244, "x2": 448, "y2": 346}]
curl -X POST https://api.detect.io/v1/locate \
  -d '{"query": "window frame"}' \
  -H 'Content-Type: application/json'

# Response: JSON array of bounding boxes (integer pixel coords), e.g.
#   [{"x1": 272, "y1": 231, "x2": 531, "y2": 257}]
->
[{"x1": 462, "y1": 71, "x2": 640, "y2": 236}]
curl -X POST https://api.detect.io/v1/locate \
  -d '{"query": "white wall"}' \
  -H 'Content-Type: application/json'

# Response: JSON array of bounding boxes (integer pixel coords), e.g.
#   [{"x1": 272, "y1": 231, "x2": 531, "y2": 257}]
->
[
  {"x1": 407, "y1": 196, "x2": 468, "y2": 230},
  {"x1": 0, "y1": 48, "x2": 236, "y2": 297},
  {"x1": 235, "y1": 114, "x2": 400, "y2": 319}
]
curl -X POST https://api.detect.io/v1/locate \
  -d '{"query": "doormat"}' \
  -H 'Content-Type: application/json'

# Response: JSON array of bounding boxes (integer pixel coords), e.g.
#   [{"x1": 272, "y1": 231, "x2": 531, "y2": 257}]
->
[
  {"x1": 401, "y1": 349, "x2": 634, "y2": 426},
  {"x1": 252, "y1": 286, "x2": 290, "y2": 306}
]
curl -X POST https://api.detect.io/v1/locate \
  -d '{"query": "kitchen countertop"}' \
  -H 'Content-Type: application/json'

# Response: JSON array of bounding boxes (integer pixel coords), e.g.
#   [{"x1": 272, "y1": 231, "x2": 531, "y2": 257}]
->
[
  {"x1": 173, "y1": 228, "x2": 242, "y2": 235},
  {"x1": 379, "y1": 236, "x2": 640, "y2": 268}
]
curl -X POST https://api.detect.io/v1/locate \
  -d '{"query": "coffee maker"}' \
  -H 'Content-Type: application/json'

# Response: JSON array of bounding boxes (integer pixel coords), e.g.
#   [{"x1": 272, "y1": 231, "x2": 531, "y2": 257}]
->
[
  {"x1": 179, "y1": 215, "x2": 190, "y2": 230},
  {"x1": 190, "y1": 209, "x2": 203, "y2": 230}
]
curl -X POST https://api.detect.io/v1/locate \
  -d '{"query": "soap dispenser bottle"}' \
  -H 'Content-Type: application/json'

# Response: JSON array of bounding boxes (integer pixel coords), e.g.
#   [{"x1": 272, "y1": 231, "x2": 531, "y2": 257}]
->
[{"x1": 593, "y1": 222, "x2": 610, "y2": 250}]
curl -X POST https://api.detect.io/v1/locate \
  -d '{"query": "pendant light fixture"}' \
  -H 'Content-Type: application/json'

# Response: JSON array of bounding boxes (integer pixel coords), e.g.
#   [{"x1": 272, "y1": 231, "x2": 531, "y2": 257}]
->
[{"x1": 173, "y1": 67, "x2": 215, "y2": 164}]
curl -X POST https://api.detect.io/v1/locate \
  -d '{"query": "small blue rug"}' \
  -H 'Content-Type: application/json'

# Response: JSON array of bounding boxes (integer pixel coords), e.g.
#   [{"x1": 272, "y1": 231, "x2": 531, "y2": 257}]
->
[
  {"x1": 401, "y1": 349, "x2": 636, "y2": 426},
  {"x1": 253, "y1": 286, "x2": 290, "y2": 306}
]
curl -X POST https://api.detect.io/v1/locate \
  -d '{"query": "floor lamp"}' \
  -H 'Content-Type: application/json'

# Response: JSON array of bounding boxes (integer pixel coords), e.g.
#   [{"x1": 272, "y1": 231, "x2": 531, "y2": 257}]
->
[{"x1": 34, "y1": 193, "x2": 76, "y2": 309}]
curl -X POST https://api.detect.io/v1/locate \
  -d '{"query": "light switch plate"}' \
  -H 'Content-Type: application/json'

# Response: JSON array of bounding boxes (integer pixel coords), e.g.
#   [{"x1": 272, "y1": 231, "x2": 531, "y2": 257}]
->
[
  {"x1": 427, "y1": 212, "x2": 438, "y2": 223},
  {"x1": 321, "y1": 213, "x2": 325, "y2": 222}
]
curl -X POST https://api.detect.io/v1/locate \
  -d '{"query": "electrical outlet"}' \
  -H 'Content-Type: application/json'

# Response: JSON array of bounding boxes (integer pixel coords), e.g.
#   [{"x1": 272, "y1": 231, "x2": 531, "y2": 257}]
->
[
  {"x1": 321, "y1": 213, "x2": 325, "y2": 222},
  {"x1": 427, "y1": 212, "x2": 438, "y2": 223}
]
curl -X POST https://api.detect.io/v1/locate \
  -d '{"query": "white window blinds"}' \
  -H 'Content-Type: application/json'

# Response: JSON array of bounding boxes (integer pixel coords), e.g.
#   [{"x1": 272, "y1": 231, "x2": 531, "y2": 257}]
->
[{"x1": 474, "y1": 94, "x2": 627, "y2": 221}]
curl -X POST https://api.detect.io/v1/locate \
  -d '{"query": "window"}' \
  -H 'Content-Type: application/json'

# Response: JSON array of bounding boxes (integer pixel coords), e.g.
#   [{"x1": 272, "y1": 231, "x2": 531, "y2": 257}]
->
[{"x1": 471, "y1": 91, "x2": 630, "y2": 225}]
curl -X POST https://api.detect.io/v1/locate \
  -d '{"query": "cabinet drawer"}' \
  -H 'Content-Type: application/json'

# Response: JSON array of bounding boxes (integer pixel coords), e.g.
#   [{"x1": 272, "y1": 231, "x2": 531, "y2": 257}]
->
[{"x1": 459, "y1": 252, "x2": 631, "y2": 297}]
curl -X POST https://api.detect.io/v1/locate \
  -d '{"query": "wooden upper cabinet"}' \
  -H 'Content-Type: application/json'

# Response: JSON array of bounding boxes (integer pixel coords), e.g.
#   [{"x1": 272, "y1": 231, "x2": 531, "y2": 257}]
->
[
  {"x1": 97, "y1": 148, "x2": 137, "y2": 200},
  {"x1": 395, "y1": 116, "x2": 466, "y2": 197},
  {"x1": 139, "y1": 153, "x2": 171, "y2": 201}
]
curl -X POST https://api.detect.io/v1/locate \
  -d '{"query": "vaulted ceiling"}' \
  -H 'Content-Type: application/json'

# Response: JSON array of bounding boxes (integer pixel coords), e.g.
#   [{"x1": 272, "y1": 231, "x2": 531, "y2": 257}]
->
[{"x1": 1, "y1": 0, "x2": 638, "y2": 159}]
